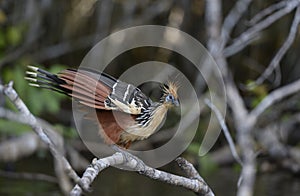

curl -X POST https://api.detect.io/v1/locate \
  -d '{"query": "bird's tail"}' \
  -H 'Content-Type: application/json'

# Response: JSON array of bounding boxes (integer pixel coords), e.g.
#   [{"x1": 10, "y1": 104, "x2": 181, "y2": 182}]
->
[
  {"x1": 25, "y1": 65, "x2": 111, "y2": 109},
  {"x1": 25, "y1": 65, "x2": 70, "y2": 95}
]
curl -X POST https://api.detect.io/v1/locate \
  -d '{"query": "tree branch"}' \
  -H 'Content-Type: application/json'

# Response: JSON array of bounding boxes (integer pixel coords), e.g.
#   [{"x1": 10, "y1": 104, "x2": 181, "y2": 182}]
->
[
  {"x1": 221, "y1": 0, "x2": 253, "y2": 46},
  {"x1": 255, "y1": 6, "x2": 300, "y2": 85},
  {"x1": 247, "y1": 0, "x2": 287, "y2": 25},
  {"x1": 205, "y1": 1, "x2": 257, "y2": 195},
  {"x1": 205, "y1": 99, "x2": 243, "y2": 166},
  {"x1": 250, "y1": 77, "x2": 300, "y2": 119},
  {"x1": 0, "y1": 170, "x2": 57, "y2": 183},
  {"x1": 71, "y1": 151, "x2": 214, "y2": 196},
  {"x1": 224, "y1": 0, "x2": 300, "y2": 57},
  {"x1": 0, "y1": 82, "x2": 82, "y2": 192}
]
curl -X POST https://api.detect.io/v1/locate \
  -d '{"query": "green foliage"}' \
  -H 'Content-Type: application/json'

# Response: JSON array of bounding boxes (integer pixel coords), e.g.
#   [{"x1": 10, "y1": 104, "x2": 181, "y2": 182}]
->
[
  {"x1": 0, "y1": 30, "x2": 6, "y2": 49},
  {"x1": 0, "y1": 24, "x2": 25, "y2": 51},
  {"x1": 6, "y1": 26, "x2": 23, "y2": 46},
  {"x1": 187, "y1": 142, "x2": 201, "y2": 154},
  {"x1": 2, "y1": 64, "x2": 68, "y2": 115},
  {"x1": 198, "y1": 155, "x2": 218, "y2": 176},
  {"x1": 233, "y1": 162, "x2": 242, "y2": 173},
  {"x1": 52, "y1": 124, "x2": 78, "y2": 139},
  {"x1": 245, "y1": 80, "x2": 268, "y2": 108},
  {"x1": 1, "y1": 64, "x2": 69, "y2": 136},
  {"x1": 0, "y1": 119, "x2": 30, "y2": 135},
  {"x1": 187, "y1": 142, "x2": 218, "y2": 176}
]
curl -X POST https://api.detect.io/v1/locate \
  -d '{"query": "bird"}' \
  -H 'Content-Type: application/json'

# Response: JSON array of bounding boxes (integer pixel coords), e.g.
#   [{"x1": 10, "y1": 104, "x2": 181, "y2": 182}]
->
[{"x1": 25, "y1": 65, "x2": 179, "y2": 149}]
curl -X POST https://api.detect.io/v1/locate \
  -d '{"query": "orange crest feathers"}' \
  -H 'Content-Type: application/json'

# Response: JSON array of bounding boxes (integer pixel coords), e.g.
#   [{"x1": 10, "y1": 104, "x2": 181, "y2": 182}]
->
[{"x1": 162, "y1": 81, "x2": 179, "y2": 99}]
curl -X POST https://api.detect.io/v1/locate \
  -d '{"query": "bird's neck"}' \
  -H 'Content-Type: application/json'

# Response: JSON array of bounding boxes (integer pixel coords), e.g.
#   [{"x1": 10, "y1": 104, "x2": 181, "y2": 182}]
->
[
  {"x1": 146, "y1": 103, "x2": 169, "y2": 127},
  {"x1": 152, "y1": 103, "x2": 169, "y2": 116},
  {"x1": 121, "y1": 103, "x2": 169, "y2": 141}
]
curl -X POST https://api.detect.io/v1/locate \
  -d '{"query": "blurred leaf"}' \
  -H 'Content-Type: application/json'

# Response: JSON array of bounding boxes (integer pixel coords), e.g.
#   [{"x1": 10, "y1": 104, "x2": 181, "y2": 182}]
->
[
  {"x1": 0, "y1": 30, "x2": 6, "y2": 49},
  {"x1": 14, "y1": 66, "x2": 27, "y2": 96},
  {"x1": 0, "y1": 119, "x2": 30, "y2": 135},
  {"x1": 233, "y1": 163, "x2": 242, "y2": 173},
  {"x1": 245, "y1": 80, "x2": 256, "y2": 90},
  {"x1": 49, "y1": 64, "x2": 68, "y2": 73},
  {"x1": 246, "y1": 80, "x2": 268, "y2": 108},
  {"x1": 6, "y1": 26, "x2": 22, "y2": 46},
  {"x1": 27, "y1": 87, "x2": 44, "y2": 114},
  {"x1": 198, "y1": 155, "x2": 218, "y2": 176},
  {"x1": 0, "y1": 10, "x2": 7, "y2": 24},
  {"x1": 53, "y1": 124, "x2": 78, "y2": 139},
  {"x1": 187, "y1": 142, "x2": 200, "y2": 155}
]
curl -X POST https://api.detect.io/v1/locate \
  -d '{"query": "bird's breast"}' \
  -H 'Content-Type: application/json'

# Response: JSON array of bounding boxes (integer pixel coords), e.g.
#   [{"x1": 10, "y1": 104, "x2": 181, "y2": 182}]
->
[{"x1": 120, "y1": 105, "x2": 168, "y2": 142}]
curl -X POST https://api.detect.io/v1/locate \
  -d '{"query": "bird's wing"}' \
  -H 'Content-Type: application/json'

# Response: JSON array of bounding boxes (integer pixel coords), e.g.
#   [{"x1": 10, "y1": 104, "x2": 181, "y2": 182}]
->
[{"x1": 26, "y1": 67, "x2": 152, "y2": 114}]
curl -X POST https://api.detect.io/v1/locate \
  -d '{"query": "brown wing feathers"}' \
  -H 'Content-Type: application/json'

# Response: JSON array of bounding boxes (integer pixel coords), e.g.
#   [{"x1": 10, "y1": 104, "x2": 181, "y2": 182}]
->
[
  {"x1": 26, "y1": 66, "x2": 112, "y2": 110},
  {"x1": 58, "y1": 69, "x2": 110, "y2": 109}
]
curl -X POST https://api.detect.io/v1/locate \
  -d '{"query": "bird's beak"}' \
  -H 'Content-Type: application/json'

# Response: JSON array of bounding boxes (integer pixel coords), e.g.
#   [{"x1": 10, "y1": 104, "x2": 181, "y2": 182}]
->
[{"x1": 173, "y1": 99, "x2": 180, "y2": 106}]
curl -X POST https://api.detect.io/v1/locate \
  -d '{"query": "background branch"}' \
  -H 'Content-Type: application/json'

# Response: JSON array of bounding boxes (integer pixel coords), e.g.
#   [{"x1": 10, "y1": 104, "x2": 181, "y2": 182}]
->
[
  {"x1": 224, "y1": 0, "x2": 300, "y2": 57},
  {"x1": 0, "y1": 82, "x2": 81, "y2": 194},
  {"x1": 255, "y1": 6, "x2": 300, "y2": 85}
]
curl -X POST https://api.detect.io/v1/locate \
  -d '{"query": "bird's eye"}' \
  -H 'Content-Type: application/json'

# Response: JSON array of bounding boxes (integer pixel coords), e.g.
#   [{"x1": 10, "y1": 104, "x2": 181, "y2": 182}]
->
[{"x1": 166, "y1": 94, "x2": 173, "y2": 101}]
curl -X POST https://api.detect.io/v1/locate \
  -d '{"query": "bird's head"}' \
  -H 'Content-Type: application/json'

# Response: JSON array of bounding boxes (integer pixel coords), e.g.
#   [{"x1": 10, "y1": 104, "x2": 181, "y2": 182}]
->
[{"x1": 161, "y1": 81, "x2": 179, "y2": 107}]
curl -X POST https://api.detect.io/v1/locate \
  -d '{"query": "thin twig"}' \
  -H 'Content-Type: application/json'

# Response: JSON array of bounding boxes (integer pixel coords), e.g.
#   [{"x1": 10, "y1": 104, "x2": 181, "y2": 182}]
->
[
  {"x1": 247, "y1": 0, "x2": 287, "y2": 25},
  {"x1": 224, "y1": 0, "x2": 300, "y2": 57},
  {"x1": 255, "y1": 6, "x2": 300, "y2": 85},
  {"x1": 221, "y1": 0, "x2": 253, "y2": 46},
  {"x1": 250, "y1": 77, "x2": 300, "y2": 119},
  {"x1": 0, "y1": 170, "x2": 57, "y2": 183},
  {"x1": 205, "y1": 99, "x2": 243, "y2": 166}
]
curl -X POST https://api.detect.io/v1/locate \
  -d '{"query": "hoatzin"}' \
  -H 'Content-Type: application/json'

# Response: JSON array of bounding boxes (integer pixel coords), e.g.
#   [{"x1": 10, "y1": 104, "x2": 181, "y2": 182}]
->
[{"x1": 25, "y1": 66, "x2": 179, "y2": 149}]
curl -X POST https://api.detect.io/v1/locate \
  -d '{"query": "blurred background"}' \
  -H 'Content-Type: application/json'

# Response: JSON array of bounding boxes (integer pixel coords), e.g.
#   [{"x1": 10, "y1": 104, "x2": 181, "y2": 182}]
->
[{"x1": 0, "y1": 0, "x2": 300, "y2": 195}]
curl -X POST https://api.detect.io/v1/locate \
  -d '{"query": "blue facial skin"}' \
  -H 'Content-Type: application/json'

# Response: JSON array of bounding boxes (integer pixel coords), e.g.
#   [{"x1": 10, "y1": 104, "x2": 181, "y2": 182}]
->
[{"x1": 165, "y1": 94, "x2": 179, "y2": 106}]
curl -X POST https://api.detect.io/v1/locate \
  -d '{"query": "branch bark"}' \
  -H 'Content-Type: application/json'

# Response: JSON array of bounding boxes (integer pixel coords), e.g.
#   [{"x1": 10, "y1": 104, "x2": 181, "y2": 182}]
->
[
  {"x1": 255, "y1": 6, "x2": 300, "y2": 85},
  {"x1": 205, "y1": 1, "x2": 257, "y2": 195},
  {"x1": 224, "y1": 0, "x2": 300, "y2": 57},
  {"x1": 70, "y1": 151, "x2": 214, "y2": 196},
  {"x1": 0, "y1": 82, "x2": 81, "y2": 194}
]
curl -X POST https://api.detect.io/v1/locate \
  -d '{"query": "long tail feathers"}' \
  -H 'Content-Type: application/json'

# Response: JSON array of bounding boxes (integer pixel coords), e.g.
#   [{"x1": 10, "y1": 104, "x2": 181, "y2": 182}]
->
[
  {"x1": 25, "y1": 65, "x2": 111, "y2": 110},
  {"x1": 25, "y1": 65, "x2": 69, "y2": 95}
]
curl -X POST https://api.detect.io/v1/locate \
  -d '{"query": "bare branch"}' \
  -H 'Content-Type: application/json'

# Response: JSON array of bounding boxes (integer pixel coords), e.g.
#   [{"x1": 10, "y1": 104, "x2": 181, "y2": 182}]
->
[
  {"x1": 205, "y1": 0, "x2": 222, "y2": 53},
  {"x1": 175, "y1": 157, "x2": 215, "y2": 196},
  {"x1": 205, "y1": 1, "x2": 257, "y2": 195},
  {"x1": 257, "y1": 124, "x2": 300, "y2": 173},
  {"x1": 205, "y1": 99, "x2": 243, "y2": 166},
  {"x1": 255, "y1": 6, "x2": 300, "y2": 85},
  {"x1": 0, "y1": 170, "x2": 57, "y2": 183},
  {"x1": 0, "y1": 132, "x2": 41, "y2": 161},
  {"x1": 221, "y1": 0, "x2": 253, "y2": 46},
  {"x1": 250, "y1": 78, "x2": 300, "y2": 119},
  {"x1": 248, "y1": 1, "x2": 287, "y2": 25},
  {"x1": 224, "y1": 0, "x2": 300, "y2": 57},
  {"x1": 71, "y1": 151, "x2": 214, "y2": 196},
  {"x1": 0, "y1": 82, "x2": 82, "y2": 192},
  {"x1": 116, "y1": 0, "x2": 174, "y2": 29}
]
